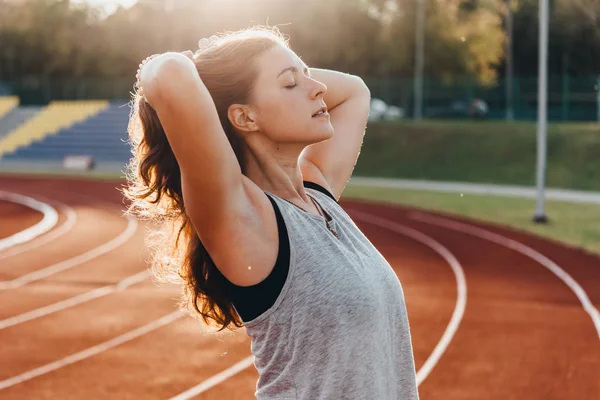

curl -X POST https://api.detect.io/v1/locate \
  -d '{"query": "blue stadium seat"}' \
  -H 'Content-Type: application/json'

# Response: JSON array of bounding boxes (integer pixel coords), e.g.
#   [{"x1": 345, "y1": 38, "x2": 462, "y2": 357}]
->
[
  {"x1": 0, "y1": 106, "x2": 43, "y2": 139},
  {"x1": 2, "y1": 102, "x2": 133, "y2": 163}
]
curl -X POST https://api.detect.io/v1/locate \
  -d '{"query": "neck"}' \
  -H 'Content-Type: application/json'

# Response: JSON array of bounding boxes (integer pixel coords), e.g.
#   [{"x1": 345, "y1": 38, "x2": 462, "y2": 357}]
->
[{"x1": 242, "y1": 135, "x2": 311, "y2": 204}]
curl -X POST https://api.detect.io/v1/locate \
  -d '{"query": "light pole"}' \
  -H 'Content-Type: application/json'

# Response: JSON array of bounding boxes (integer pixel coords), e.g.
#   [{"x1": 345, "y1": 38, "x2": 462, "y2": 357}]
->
[
  {"x1": 534, "y1": 0, "x2": 549, "y2": 223},
  {"x1": 413, "y1": 0, "x2": 425, "y2": 121},
  {"x1": 506, "y1": 0, "x2": 514, "y2": 120}
]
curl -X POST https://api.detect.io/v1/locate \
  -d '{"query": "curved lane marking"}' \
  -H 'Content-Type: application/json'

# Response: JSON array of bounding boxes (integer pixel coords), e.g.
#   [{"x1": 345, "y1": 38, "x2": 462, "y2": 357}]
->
[
  {"x1": 409, "y1": 211, "x2": 600, "y2": 341},
  {"x1": 0, "y1": 311, "x2": 183, "y2": 391},
  {"x1": 0, "y1": 216, "x2": 138, "y2": 290},
  {"x1": 0, "y1": 270, "x2": 150, "y2": 330},
  {"x1": 168, "y1": 357, "x2": 256, "y2": 400},
  {"x1": 350, "y1": 210, "x2": 467, "y2": 385},
  {"x1": 0, "y1": 191, "x2": 59, "y2": 252},
  {"x1": 0, "y1": 201, "x2": 77, "y2": 261}
]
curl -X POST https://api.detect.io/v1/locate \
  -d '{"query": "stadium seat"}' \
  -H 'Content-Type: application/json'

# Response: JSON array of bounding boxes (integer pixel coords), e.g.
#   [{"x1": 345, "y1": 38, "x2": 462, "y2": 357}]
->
[
  {"x1": 0, "y1": 96, "x2": 19, "y2": 121},
  {"x1": 0, "y1": 100, "x2": 109, "y2": 158},
  {"x1": 0, "y1": 106, "x2": 43, "y2": 140},
  {"x1": 1, "y1": 102, "x2": 132, "y2": 164}
]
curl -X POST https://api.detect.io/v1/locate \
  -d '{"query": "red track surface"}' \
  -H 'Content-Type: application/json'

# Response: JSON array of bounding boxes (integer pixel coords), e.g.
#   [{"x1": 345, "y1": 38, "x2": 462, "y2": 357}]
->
[
  {"x1": 0, "y1": 200, "x2": 44, "y2": 240},
  {"x1": 0, "y1": 176, "x2": 599, "y2": 399}
]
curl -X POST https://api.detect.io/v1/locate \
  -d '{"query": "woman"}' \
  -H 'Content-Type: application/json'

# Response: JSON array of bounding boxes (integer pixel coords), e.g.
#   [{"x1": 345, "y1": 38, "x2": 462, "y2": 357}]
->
[{"x1": 127, "y1": 26, "x2": 419, "y2": 399}]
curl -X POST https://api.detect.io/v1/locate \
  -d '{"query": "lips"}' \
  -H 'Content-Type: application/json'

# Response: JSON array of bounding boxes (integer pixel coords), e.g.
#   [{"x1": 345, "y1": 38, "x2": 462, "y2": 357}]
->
[{"x1": 312, "y1": 106, "x2": 328, "y2": 117}]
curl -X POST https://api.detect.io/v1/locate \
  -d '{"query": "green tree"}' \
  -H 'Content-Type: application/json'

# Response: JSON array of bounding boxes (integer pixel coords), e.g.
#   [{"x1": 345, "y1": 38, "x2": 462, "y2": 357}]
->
[
  {"x1": 375, "y1": 0, "x2": 505, "y2": 82},
  {"x1": 509, "y1": 0, "x2": 600, "y2": 77}
]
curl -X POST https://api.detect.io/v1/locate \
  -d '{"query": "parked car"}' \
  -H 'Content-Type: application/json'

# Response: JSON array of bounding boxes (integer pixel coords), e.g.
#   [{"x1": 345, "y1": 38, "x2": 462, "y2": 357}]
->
[
  {"x1": 369, "y1": 98, "x2": 405, "y2": 121},
  {"x1": 427, "y1": 98, "x2": 489, "y2": 119}
]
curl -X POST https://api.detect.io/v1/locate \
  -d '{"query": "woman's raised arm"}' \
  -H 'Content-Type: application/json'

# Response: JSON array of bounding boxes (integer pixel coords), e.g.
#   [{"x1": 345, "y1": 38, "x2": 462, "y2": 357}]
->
[
  {"x1": 138, "y1": 52, "x2": 273, "y2": 281},
  {"x1": 299, "y1": 68, "x2": 370, "y2": 200},
  {"x1": 140, "y1": 52, "x2": 243, "y2": 195}
]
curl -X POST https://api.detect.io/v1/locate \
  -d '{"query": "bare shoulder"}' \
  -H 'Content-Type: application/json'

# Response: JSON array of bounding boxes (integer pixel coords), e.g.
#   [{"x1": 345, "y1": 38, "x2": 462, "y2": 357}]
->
[{"x1": 198, "y1": 176, "x2": 280, "y2": 288}]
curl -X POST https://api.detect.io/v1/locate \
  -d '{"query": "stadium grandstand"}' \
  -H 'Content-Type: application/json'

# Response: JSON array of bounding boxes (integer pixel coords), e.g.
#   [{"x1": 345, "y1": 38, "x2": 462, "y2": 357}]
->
[{"x1": 0, "y1": 98, "x2": 131, "y2": 172}]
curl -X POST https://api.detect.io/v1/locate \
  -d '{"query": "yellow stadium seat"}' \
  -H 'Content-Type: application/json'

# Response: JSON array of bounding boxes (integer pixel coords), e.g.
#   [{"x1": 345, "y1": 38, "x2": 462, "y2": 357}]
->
[
  {"x1": 0, "y1": 100, "x2": 110, "y2": 157},
  {"x1": 0, "y1": 97, "x2": 19, "y2": 120}
]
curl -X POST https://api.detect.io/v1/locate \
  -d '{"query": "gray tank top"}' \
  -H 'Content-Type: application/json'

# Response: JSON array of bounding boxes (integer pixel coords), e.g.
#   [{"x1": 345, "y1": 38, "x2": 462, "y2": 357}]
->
[{"x1": 242, "y1": 187, "x2": 419, "y2": 400}]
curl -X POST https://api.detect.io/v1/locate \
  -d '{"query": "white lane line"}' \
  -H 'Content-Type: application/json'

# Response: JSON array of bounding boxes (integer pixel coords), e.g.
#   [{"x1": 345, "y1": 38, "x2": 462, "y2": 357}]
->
[
  {"x1": 0, "y1": 311, "x2": 184, "y2": 391},
  {"x1": 0, "y1": 216, "x2": 138, "y2": 290},
  {"x1": 0, "y1": 270, "x2": 150, "y2": 330},
  {"x1": 0, "y1": 191, "x2": 59, "y2": 252},
  {"x1": 168, "y1": 356, "x2": 255, "y2": 400},
  {"x1": 168, "y1": 210, "x2": 468, "y2": 398},
  {"x1": 409, "y1": 211, "x2": 600, "y2": 341},
  {"x1": 0, "y1": 201, "x2": 77, "y2": 261},
  {"x1": 350, "y1": 210, "x2": 467, "y2": 386}
]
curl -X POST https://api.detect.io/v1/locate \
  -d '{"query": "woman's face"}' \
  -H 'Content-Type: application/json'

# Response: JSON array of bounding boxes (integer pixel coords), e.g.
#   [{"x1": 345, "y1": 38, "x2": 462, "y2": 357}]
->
[{"x1": 247, "y1": 44, "x2": 334, "y2": 145}]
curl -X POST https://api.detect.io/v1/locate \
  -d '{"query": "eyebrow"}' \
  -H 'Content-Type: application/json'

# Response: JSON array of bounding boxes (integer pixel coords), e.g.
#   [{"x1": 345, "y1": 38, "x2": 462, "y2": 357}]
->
[{"x1": 277, "y1": 66, "x2": 310, "y2": 78}]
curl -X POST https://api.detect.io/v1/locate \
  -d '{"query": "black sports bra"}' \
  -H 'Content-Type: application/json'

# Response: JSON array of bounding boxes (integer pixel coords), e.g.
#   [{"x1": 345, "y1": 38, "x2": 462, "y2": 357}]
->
[{"x1": 219, "y1": 181, "x2": 337, "y2": 322}]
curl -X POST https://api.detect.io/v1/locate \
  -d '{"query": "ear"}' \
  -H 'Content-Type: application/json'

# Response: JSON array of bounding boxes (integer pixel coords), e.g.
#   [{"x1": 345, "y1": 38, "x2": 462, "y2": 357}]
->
[{"x1": 228, "y1": 104, "x2": 258, "y2": 133}]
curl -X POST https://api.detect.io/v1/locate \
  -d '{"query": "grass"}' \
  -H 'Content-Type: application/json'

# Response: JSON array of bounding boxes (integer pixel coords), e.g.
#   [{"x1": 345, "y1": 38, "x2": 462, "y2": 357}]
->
[
  {"x1": 356, "y1": 120, "x2": 600, "y2": 191},
  {"x1": 0, "y1": 169, "x2": 125, "y2": 181},
  {"x1": 342, "y1": 185, "x2": 600, "y2": 256}
]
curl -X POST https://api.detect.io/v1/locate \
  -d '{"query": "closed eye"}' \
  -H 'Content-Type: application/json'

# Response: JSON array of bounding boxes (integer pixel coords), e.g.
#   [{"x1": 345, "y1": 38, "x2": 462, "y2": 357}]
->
[{"x1": 285, "y1": 83, "x2": 297, "y2": 89}]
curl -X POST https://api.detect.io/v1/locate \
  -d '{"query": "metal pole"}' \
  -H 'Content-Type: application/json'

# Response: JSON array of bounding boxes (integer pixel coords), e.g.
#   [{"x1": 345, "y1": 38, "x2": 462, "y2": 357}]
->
[
  {"x1": 534, "y1": 0, "x2": 549, "y2": 223},
  {"x1": 506, "y1": 0, "x2": 514, "y2": 120},
  {"x1": 413, "y1": 0, "x2": 425, "y2": 121},
  {"x1": 597, "y1": 76, "x2": 600, "y2": 121},
  {"x1": 561, "y1": 52, "x2": 569, "y2": 121}
]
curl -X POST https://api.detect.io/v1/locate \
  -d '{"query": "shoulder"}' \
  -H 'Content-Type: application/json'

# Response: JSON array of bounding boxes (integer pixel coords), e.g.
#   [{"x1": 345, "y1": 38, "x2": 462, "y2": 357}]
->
[
  {"x1": 303, "y1": 181, "x2": 338, "y2": 203},
  {"x1": 299, "y1": 158, "x2": 340, "y2": 201},
  {"x1": 202, "y1": 180, "x2": 334, "y2": 288},
  {"x1": 203, "y1": 177, "x2": 280, "y2": 287}
]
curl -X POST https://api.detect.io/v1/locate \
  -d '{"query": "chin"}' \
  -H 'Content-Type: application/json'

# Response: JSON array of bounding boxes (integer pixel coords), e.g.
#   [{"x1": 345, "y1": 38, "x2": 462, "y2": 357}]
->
[
  {"x1": 313, "y1": 127, "x2": 334, "y2": 143},
  {"x1": 324, "y1": 128, "x2": 335, "y2": 140},
  {"x1": 294, "y1": 124, "x2": 334, "y2": 145}
]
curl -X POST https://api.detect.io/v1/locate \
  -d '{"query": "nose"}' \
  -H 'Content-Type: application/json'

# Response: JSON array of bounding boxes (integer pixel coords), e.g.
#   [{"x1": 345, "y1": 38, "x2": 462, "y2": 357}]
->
[{"x1": 310, "y1": 78, "x2": 327, "y2": 99}]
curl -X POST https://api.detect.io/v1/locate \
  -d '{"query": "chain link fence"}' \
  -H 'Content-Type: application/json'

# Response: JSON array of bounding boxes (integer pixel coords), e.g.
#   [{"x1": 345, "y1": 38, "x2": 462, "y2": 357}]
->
[{"x1": 2, "y1": 75, "x2": 599, "y2": 122}]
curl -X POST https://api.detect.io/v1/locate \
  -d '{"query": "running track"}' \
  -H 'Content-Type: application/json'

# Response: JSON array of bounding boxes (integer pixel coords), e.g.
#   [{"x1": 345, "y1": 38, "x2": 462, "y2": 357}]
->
[{"x1": 0, "y1": 176, "x2": 599, "y2": 399}]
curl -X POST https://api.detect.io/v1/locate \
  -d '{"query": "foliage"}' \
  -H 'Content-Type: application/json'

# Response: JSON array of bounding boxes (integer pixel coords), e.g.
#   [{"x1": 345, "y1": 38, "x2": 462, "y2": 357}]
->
[
  {"x1": 509, "y1": 0, "x2": 600, "y2": 77},
  {"x1": 0, "y1": 0, "x2": 503, "y2": 84},
  {"x1": 0, "y1": 0, "x2": 598, "y2": 91}
]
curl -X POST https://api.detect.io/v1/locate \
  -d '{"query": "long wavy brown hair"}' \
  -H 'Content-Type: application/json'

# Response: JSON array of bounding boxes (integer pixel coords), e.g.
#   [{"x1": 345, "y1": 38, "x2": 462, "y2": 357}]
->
[{"x1": 122, "y1": 26, "x2": 288, "y2": 332}]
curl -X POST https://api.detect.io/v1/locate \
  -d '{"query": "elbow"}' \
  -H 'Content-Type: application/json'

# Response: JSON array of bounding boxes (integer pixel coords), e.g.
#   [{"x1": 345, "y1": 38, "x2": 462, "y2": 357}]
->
[
  {"x1": 343, "y1": 74, "x2": 370, "y2": 100},
  {"x1": 142, "y1": 53, "x2": 199, "y2": 104},
  {"x1": 350, "y1": 76, "x2": 371, "y2": 128},
  {"x1": 349, "y1": 76, "x2": 371, "y2": 109},
  {"x1": 155, "y1": 53, "x2": 196, "y2": 76},
  {"x1": 353, "y1": 75, "x2": 371, "y2": 98}
]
